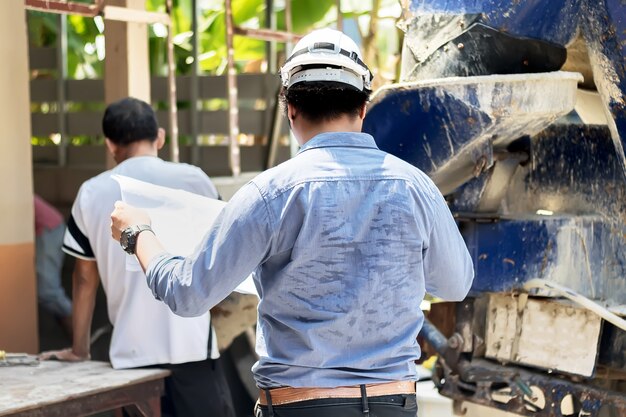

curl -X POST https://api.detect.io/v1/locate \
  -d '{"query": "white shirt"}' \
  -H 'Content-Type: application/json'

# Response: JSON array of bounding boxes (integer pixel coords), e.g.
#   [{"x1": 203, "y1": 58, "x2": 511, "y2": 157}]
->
[{"x1": 63, "y1": 156, "x2": 220, "y2": 369}]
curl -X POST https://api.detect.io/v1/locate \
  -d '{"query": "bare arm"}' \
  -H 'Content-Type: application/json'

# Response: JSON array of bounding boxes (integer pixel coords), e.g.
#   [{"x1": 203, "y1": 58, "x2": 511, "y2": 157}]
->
[
  {"x1": 71, "y1": 259, "x2": 100, "y2": 357},
  {"x1": 40, "y1": 259, "x2": 100, "y2": 361},
  {"x1": 110, "y1": 201, "x2": 165, "y2": 272}
]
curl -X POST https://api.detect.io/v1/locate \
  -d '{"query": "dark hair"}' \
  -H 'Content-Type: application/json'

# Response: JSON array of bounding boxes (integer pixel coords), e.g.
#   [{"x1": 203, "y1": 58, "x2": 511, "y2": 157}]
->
[
  {"x1": 102, "y1": 97, "x2": 159, "y2": 145},
  {"x1": 280, "y1": 81, "x2": 370, "y2": 123}
]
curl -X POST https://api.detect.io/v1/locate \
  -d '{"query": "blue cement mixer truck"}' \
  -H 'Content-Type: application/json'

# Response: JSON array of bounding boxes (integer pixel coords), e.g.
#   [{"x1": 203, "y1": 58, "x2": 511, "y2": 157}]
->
[{"x1": 361, "y1": 1, "x2": 626, "y2": 416}]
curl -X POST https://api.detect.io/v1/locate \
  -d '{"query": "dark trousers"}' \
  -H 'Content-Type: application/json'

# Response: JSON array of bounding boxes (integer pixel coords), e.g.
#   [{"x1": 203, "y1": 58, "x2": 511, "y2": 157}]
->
[
  {"x1": 254, "y1": 394, "x2": 418, "y2": 417},
  {"x1": 134, "y1": 356, "x2": 236, "y2": 417}
]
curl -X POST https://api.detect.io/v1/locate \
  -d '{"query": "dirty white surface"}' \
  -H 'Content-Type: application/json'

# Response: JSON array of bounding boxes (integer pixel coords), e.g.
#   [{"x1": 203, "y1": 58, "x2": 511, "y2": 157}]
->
[
  {"x1": 485, "y1": 294, "x2": 602, "y2": 377},
  {"x1": 415, "y1": 381, "x2": 524, "y2": 417},
  {"x1": 416, "y1": 380, "x2": 453, "y2": 417},
  {"x1": 463, "y1": 402, "x2": 523, "y2": 417},
  {"x1": 0, "y1": 360, "x2": 168, "y2": 415},
  {"x1": 575, "y1": 89, "x2": 608, "y2": 125}
]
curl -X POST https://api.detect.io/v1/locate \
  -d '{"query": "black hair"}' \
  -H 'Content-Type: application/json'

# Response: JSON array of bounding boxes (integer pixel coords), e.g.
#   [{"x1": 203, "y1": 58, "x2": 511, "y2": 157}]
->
[
  {"x1": 280, "y1": 81, "x2": 370, "y2": 123},
  {"x1": 102, "y1": 97, "x2": 159, "y2": 145}
]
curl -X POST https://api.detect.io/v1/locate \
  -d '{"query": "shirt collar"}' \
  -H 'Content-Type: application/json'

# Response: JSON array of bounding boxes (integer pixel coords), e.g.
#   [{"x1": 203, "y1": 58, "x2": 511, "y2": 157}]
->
[{"x1": 297, "y1": 132, "x2": 379, "y2": 154}]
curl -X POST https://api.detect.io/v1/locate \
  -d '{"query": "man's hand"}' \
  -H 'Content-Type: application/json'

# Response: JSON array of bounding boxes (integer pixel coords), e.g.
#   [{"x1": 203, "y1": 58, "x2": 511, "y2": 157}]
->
[
  {"x1": 39, "y1": 348, "x2": 89, "y2": 362},
  {"x1": 110, "y1": 201, "x2": 151, "y2": 242}
]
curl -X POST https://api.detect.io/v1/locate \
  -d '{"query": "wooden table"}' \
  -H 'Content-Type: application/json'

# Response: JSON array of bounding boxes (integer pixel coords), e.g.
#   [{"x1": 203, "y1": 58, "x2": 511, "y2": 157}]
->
[{"x1": 0, "y1": 360, "x2": 170, "y2": 417}]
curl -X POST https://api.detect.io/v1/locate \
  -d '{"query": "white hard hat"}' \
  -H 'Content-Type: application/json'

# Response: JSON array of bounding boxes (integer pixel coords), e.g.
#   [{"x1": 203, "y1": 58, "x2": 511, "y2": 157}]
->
[{"x1": 280, "y1": 28, "x2": 373, "y2": 91}]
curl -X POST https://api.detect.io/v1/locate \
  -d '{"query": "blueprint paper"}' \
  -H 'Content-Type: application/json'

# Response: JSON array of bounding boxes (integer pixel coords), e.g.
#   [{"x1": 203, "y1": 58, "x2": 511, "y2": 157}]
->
[{"x1": 112, "y1": 175, "x2": 258, "y2": 296}]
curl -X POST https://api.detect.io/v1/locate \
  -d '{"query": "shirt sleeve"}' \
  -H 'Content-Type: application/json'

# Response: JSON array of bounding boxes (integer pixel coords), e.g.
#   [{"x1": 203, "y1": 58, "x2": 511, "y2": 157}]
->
[
  {"x1": 423, "y1": 191, "x2": 474, "y2": 301},
  {"x1": 145, "y1": 181, "x2": 273, "y2": 317},
  {"x1": 63, "y1": 184, "x2": 96, "y2": 261}
]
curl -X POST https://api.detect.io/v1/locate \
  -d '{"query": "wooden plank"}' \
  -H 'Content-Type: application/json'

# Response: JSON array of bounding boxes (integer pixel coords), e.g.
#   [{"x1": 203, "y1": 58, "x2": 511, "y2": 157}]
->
[
  {"x1": 199, "y1": 109, "x2": 267, "y2": 135},
  {"x1": 32, "y1": 146, "x2": 59, "y2": 164},
  {"x1": 67, "y1": 79, "x2": 104, "y2": 102},
  {"x1": 156, "y1": 109, "x2": 269, "y2": 136},
  {"x1": 151, "y1": 76, "x2": 191, "y2": 101},
  {"x1": 67, "y1": 112, "x2": 103, "y2": 135},
  {"x1": 103, "y1": 5, "x2": 170, "y2": 25},
  {"x1": 30, "y1": 79, "x2": 57, "y2": 102},
  {"x1": 197, "y1": 73, "x2": 279, "y2": 100},
  {"x1": 198, "y1": 76, "x2": 227, "y2": 98},
  {"x1": 33, "y1": 165, "x2": 105, "y2": 206},
  {"x1": 234, "y1": 26, "x2": 303, "y2": 43},
  {"x1": 485, "y1": 294, "x2": 602, "y2": 377},
  {"x1": 7, "y1": 379, "x2": 164, "y2": 417},
  {"x1": 31, "y1": 74, "x2": 279, "y2": 103},
  {"x1": 33, "y1": 108, "x2": 284, "y2": 136},
  {"x1": 31, "y1": 113, "x2": 58, "y2": 136},
  {"x1": 0, "y1": 360, "x2": 168, "y2": 416},
  {"x1": 29, "y1": 47, "x2": 57, "y2": 70},
  {"x1": 67, "y1": 145, "x2": 106, "y2": 167},
  {"x1": 34, "y1": 109, "x2": 277, "y2": 136},
  {"x1": 31, "y1": 77, "x2": 103, "y2": 104}
]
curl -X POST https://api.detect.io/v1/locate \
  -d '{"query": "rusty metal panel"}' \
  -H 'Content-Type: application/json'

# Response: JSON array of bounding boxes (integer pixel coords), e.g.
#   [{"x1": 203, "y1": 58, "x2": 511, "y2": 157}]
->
[
  {"x1": 197, "y1": 73, "x2": 279, "y2": 100},
  {"x1": 67, "y1": 112, "x2": 102, "y2": 136},
  {"x1": 30, "y1": 74, "x2": 278, "y2": 103},
  {"x1": 66, "y1": 145, "x2": 106, "y2": 167},
  {"x1": 66, "y1": 79, "x2": 104, "y2": 102},
  {"x1": 31, "y1": 112, "x2": 58, "y2": 135},
  {"x1": 485, "y1": 294, "x2": 602, "y2": 377},
  {"x1": 30, "y1": 79, "x2": 57, "y2": 102},
  {"x1": 151, "y1": 76, "x2": 193, "y2": 101},
  {"x1": 29, "y1": 47, "x2": 57, "y2": 70}
]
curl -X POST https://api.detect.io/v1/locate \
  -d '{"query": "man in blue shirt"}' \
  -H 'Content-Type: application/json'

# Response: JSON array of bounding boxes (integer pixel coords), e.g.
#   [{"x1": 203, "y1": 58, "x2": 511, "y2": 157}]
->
[{"x1": 111, "y1": 28, "x2": 474, "y2": 417}]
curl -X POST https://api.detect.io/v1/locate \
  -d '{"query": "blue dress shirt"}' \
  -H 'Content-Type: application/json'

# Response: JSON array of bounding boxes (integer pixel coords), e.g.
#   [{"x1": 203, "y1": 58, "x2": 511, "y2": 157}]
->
[{"x1": 146, "y1": 132, "x2": 474, "y2": 388}]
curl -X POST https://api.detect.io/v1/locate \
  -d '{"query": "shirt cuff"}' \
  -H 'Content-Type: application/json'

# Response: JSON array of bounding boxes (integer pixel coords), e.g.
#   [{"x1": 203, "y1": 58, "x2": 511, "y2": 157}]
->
[{"x1": 145, "y1": 251, "x2": 179, "y2": 300}]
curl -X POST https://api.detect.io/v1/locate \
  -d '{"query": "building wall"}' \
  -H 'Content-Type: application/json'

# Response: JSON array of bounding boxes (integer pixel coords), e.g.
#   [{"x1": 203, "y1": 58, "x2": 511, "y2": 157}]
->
[{"x1": 0, "y1": 0, "x2": 38, "y2": 353}]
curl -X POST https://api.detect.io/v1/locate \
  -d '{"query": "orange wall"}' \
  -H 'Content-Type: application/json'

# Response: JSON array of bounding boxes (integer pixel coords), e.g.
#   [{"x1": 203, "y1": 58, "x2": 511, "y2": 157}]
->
[
  {"x1": 0, "y1": 244, "x2": 37, "y2": 352},
  {"x1": 0, "y1": 0, "x2": 38, "y2": 353}
]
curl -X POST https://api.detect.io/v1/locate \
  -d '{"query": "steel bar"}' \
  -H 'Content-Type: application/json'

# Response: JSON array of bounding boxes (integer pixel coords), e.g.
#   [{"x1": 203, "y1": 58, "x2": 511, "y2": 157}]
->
[
  {"x1": 265, "y1": 0, "x2": 277, "y2": 73},
  {"x1": 233, "y1": 26, "x2": 302, "y2": 43},
  {"x1": 336, "y1": 0, "x2": 343, "y2": 31},
  {"x1": 266, "y1": 90, "x2": 283, "y2": 169},
  {"x1": 285, "y1": 0, "x2": 299, "y2": 158},
  {"x1": 103, "y1": 6, "x2": 170, "y2": 25},
  {"x1": 439, "y1": 358, "x2": 626, "y2": 417},
  {"x1": 56, "y1": 13, "x2": 68, "y2": 167},
  {"x1": 225, "y1": 0, "x2": 241, "y2": 176},
  {"x1": 25, "y1": 0, "x2": 103, "y2": 16},
  {"x1": 25, "y1": 0, "x2": 169, "y2": 25},
  {"x1": 190, "y1": 0, "x2": 200, "y2": 166},
  {"x1": 166, "y1": 0, "x2": 179, "y2": 163}
]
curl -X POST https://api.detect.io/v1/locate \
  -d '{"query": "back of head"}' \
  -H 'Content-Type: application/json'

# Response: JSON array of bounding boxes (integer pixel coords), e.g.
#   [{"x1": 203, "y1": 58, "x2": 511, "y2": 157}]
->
[
  {"x1": 102, "y1": 97, "x2": 159, "y2": 145},
  {"x1": 280, "y1": 28, "x2": 373, "y2": 123}
]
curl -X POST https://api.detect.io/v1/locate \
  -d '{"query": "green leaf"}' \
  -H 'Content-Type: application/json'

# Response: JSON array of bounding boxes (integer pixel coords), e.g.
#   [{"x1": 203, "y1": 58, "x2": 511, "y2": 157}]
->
[
  {"x1": 276, "y1": 0, "x2": 335, "y2": 33},
  {"x1": 232, "y1": 0, "x2": 265, "y2": 25}
]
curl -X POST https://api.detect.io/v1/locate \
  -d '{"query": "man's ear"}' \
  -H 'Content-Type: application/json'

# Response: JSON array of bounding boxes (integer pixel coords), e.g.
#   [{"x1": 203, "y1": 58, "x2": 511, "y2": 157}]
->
[
  {"x1": 287, "y1": 103, "x2": 297, "y2": 123},
  {"x1": 156, "y1": 128, "x2": 166, "y2": 150},
  {"x1": 105, "y1": 138, "x2": 117, "y2": 156},
  {"x1": 359, "y1": 103, "x2": 367, "y2": 120}
]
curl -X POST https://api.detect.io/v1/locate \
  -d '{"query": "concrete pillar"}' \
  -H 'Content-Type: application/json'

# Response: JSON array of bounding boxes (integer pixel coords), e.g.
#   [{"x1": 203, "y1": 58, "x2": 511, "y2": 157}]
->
[
  {"x1": 0, "y1": 0, "x2": 38, "y2": 353},
  {"x1": 104, "y1": 0, "x2": 150, "y2": 103},
  {"x1": 104, "y1": 0, "x2": 152, "y2": 167}
]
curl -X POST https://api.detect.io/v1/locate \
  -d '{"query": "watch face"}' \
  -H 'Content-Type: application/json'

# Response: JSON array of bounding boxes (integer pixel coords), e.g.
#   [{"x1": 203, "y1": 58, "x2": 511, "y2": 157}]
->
[{"x1": 120, "y1": 228, "x2": 131, "y2": 251}]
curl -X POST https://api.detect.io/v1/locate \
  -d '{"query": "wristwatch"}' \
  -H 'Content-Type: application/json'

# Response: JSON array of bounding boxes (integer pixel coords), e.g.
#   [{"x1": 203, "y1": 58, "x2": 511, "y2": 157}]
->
[{"x1": 120, "y1": 224, "x2": 154, "y2": 255}]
